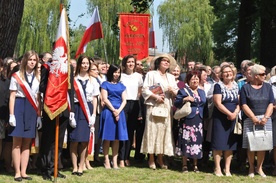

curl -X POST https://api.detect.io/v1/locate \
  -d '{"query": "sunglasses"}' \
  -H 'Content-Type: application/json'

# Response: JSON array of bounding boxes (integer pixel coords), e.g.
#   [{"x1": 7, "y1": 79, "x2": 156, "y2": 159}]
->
[{"x1": 258, "y1": 73, "x2": 266, "y2": 76}]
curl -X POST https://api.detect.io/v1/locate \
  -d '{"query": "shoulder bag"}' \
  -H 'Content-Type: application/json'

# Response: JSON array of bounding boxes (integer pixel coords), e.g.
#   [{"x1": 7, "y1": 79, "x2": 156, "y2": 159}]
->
[{"x1": 173, "y1": 88, "x2": 192, "y2": 120}]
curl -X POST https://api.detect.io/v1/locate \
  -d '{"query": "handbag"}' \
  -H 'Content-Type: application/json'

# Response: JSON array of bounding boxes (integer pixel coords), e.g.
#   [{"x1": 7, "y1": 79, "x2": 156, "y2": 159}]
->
[
  {"x1": 234, "y1": 116, "x2": 242, "y2": 135},
  {"x1": 173, "y1": 88, "x2": 192, "y2": 120},
  {"x1": 152, "y1": 103, "x2": 168, "y2": 118},
  {"x1": 247, "y1": 125, "x2": 273, "y2": 151}
]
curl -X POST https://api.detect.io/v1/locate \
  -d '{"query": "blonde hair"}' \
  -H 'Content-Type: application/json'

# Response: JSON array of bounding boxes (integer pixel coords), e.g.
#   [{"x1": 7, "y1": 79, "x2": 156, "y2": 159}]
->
[
  {"x1": 19, "y1": 50, "x2": 40, "y2": 81},
  {"x1": 250, "y1": 64, "x2": 266, "y2": 77}
]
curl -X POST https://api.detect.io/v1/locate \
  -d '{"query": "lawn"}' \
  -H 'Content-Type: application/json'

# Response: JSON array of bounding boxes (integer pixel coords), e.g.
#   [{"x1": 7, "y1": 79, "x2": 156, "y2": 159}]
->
[{"x1": 0, "y1": 151, "x2": 275, "y2": 183}]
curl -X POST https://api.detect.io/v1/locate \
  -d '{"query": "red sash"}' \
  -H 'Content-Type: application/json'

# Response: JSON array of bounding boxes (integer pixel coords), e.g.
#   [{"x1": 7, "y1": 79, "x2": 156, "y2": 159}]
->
[
  {"x1": 12, "y1": 72, "x2": 38, "y2": 113},
  {"x1": 73, "y1": 79, "x2": 91, "y2": 122},
  {"x1": 74, "y1": 78, "x2": 95, "y2": 159}
]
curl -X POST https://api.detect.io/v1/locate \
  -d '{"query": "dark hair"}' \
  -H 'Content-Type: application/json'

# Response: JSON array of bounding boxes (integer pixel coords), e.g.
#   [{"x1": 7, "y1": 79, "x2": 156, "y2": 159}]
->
[
  {"x1": 75, "y1": 55, "x2": 91, "y2": 75},
  {"x1": 106, "y1": 64, "x2": 121, "y2": 82},
  {"x1": 121, "y1": 55, "x2": 136, "y2": 73},
  {"x1": 8, "y1": 64, "x2": 20, "y2": 79},
  {"x1": 185, "y1": 70, "x2": 201, "y2": 84},
  {"x1": 154, "y1": 56, "x2": 169, "y2": 71}
]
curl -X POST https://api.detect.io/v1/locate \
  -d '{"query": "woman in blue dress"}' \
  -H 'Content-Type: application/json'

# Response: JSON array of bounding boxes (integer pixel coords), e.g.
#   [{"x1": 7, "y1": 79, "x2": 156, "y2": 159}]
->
[
  {"x1": 211, "y1": 65, "x2": 239, "y2": 177},
  {"x1": 99, "y1": 64, "x2": 128, "y2": 169},
  {"x1": 9, "y1": 50, "x2": 41, "y2": 181},
  {"x1": 174, "y1": 70, "x2": 207, "y2": 173}
]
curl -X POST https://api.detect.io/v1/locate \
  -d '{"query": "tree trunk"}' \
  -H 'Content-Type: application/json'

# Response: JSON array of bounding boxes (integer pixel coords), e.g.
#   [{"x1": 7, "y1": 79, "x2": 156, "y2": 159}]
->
[
  {"x1": 236, "y1": 0, "x2": 255, "y2": 69},
  {"x1": 260, "y1": 1, "x2": 276, "y2": 68},
  {"x1": 0, "y1": 0, "x2": 24, "y2": 59}
]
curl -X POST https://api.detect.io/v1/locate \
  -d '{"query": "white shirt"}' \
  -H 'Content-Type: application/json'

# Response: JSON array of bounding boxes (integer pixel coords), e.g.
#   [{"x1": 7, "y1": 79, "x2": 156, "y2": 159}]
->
[
  {"x1": 120, "y1": 72, "x2": 143, "y2": 100},
  {"x1": 9, "y1": 71, "x2": 40, "y2": 98},
  {"x1": 74, "y1": 75, "x2": 99, "y2": 103}
]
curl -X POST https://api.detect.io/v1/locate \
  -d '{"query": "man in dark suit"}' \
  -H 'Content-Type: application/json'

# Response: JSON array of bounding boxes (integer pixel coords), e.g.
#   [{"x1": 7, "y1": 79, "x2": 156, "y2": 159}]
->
[{"x1": 39, "y1": 61, "x2": 75, "y2": 181}]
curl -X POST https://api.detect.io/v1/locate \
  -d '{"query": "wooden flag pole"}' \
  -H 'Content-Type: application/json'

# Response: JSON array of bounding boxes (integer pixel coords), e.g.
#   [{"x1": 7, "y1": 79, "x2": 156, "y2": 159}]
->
[
  {"x1": 54, "y1": 2, "x2": 63, "y2": 181},
  {"x1": 54, "y1": 117, "x2": 60, "y2": 183}
]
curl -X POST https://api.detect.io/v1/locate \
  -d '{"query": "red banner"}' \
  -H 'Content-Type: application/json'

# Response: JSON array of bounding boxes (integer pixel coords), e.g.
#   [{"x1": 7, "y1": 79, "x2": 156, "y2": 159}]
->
[{"x1": 119, "y1": 13, "x2": 150, "y2": 60}]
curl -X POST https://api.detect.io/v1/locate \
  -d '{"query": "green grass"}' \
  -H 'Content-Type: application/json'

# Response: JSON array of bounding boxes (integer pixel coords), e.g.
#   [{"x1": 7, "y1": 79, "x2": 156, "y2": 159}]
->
[{"x1": 1, "y1": 151, "x2": 275, "y2": 183}]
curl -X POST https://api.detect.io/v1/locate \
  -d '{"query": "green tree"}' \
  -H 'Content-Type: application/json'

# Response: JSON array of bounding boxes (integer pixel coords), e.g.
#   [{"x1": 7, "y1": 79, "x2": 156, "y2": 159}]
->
[
  {"x1": 158, "y1": 0, "x2": 215, "y2": 65},
  {"x1": 14, "y1": 0, "x2": 64, "y2": 57}
]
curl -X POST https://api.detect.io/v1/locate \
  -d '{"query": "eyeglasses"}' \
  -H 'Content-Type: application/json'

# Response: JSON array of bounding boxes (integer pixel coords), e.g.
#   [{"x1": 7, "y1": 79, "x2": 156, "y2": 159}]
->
[
  {"x1": 258, "y1": 73, "x2": 266, "y2": 76},
  {"x1": 136, "y1": 63, "x2": 142, "y2": 66}
]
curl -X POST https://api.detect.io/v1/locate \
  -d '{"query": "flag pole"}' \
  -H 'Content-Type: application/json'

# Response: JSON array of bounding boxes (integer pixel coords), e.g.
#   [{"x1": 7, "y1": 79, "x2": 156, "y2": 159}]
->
[
  {"x1": 53, "y1": 1, "x2": 63, "y2": 182},
  {"x1": 102, "y1": 39, "x2": 109, "y2": 63},
  {"x1": 54, "y1": 117, "x2": 59, "y2": 183}
]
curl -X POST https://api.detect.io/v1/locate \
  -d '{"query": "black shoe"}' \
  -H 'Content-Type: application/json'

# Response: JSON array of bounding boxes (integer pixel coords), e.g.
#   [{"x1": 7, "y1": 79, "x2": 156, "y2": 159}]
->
[
  {"x1": 76, "y1": 172, "x2": 83, "y2": 176},
  {"x1": 72, "y1": 172, "x2": 78, "y2": 175},
  {"x1": 42, "y1": 173, "x2": 52, "y2": 181},
  {"x1": 51, "y1": 172, "x2": 66, "y2": 178},
  {"x1": 57, "y1": 172, "x2": 66, "y2": 178},
  {"x1": 14, "y1": 177, "x2": 22, "y2": 182},
  {"x1": 22, "y1": 176, "x2": 32, "y2": 180}
]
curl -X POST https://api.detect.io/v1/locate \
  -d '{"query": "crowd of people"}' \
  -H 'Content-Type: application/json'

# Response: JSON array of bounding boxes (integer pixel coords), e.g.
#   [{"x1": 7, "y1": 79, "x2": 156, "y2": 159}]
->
[{"x1": 0, "y1": 51, "x2": 276, "y2": 181}]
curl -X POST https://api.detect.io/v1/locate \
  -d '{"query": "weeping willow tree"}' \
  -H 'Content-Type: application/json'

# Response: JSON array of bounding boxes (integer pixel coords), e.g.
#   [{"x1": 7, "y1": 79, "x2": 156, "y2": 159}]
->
[
  {"x1": 72, "y1": 0, "x2": 152, "y2": 63},
  {"x1": 158, "y1": 0, "x2": 215, "y2": 65},
  {"x1": 14, "y1": 0, "x2": 64, "y2": 57}
]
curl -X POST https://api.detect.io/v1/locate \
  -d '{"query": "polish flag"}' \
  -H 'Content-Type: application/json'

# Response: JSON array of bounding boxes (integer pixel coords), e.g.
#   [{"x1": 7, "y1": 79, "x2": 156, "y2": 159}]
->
[
  {"x1": 75, "y1": 6, "x2": 104, "y2": 58},
  {"x1": 149, "y1": 18, "x2": 156, "y2": 48},
  {"x1": 44, "y1": 8, "x2": 70, "y2": 120}
]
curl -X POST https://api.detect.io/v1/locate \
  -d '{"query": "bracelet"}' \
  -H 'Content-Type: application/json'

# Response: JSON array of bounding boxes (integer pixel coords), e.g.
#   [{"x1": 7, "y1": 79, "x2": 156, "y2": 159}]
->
[{"x1": 264, "y1": 116, "x2": 270, "y2": 119}]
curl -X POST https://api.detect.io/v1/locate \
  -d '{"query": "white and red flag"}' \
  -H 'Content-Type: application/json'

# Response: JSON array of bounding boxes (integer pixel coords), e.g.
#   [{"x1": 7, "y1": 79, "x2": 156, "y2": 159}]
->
[
  {"x1": 44, "y1": 8, "x2": 70, "y2": 120},
  {"x1": 75, "y1": 6, "x2": 104, "y2": 58}
]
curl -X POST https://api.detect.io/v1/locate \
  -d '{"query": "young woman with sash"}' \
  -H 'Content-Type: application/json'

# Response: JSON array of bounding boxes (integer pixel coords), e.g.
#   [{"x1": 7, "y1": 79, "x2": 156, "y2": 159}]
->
[
  {"x1": 69, "y1": 56, "x2": 98, "y2": 176},
  {"x1": 9, "y1": 50, "x2": 41, "y2": 181}
]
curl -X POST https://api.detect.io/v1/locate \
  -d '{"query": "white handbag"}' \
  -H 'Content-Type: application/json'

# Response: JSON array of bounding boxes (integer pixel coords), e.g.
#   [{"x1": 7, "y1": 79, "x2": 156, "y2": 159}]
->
[
  {"x1": 173, "y1": 88, "x2": 192, "y2": 120},
  {"x1": 152, "y1": 103, "x2": 168, "y2": 118},
  {"x1": 247, "y1": 125, "x2": 273, "y2": 151}
]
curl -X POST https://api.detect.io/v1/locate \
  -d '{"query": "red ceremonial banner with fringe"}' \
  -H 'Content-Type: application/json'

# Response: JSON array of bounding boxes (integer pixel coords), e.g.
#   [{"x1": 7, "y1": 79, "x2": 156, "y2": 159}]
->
[{"x1": 119, "y1": 13, "x2": 150, "y2": 60}]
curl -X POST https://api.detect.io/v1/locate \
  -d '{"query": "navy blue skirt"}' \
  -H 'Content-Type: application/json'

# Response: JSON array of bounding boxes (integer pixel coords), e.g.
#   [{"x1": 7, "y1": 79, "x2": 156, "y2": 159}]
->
[
  {"x1": 69, "y1": 102, "x2": 92, "y2": 142},
  {"x1": 9, "y1": 98, "x2": 37, "y2": 138}
]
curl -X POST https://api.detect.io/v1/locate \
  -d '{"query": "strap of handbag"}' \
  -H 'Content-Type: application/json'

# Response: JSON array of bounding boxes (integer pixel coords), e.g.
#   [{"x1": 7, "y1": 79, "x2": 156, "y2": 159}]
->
[{"x1": 183, "y1": 87, "x2": 191, "y2": 97}]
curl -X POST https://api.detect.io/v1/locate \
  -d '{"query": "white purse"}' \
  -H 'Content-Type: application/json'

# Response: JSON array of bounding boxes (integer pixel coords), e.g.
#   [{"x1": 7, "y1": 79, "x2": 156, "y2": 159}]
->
[
  {"x1": 247, "y1": 125, "x2": 273, "y2": 151},
  {"x1": 152, "y1": 103, "x2": 168, "y2": 118}
]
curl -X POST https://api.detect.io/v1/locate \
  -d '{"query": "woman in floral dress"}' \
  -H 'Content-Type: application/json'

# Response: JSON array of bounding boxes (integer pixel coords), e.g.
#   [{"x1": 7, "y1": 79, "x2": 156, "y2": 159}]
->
[{"x1": 174, "y1": 70, "x2": 207, "y2": 173}]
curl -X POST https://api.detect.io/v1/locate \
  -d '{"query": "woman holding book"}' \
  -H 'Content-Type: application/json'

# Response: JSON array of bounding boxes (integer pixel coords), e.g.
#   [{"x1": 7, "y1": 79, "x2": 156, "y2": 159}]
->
[{"x1": 141, "y1": 54, "x2": 178, "y2": 170}]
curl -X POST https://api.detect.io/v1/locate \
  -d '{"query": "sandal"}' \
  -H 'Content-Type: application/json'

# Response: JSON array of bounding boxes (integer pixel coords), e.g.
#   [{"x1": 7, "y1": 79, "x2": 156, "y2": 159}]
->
[
  {"x1": 182, "y1": 165, "x2": 188, "y2": 173},
  {"x1": 193, "y1": 165, "x2": 199, "y2": 173}
]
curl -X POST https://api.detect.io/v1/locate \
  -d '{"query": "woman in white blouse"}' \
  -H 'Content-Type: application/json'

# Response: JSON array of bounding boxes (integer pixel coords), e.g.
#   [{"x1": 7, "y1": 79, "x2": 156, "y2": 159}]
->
[
  {"x1": 69, "y1": 56, "x2": 98, "y2": 176},
  {"x1": 9, "y1": 50, "x2": 41, "y2": 181},
  {"x1": 119, "y1": 55, "x2": 143, "y2": 167}
]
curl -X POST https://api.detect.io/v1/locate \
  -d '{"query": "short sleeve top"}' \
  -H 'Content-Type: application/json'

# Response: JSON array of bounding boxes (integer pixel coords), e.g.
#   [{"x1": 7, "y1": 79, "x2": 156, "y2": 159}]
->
[
  {"x1": 9, "y1": 71, "x2": 40, "y2": 98},
  {"x1": 240, "y1": 82, "x2": 274, "y2": 117}
]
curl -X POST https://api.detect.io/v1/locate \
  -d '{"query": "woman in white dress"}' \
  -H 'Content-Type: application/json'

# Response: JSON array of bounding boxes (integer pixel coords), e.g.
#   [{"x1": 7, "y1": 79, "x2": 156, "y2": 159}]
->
[{"x1": 141, "y1": 54, "x2": 178, "y2": 170}]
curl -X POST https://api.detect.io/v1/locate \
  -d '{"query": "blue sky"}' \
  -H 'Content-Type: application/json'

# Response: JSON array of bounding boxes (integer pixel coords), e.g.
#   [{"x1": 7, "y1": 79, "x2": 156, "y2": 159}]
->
[{"x1": 69, "y1": 0, "x2": 169, "y2": 53}]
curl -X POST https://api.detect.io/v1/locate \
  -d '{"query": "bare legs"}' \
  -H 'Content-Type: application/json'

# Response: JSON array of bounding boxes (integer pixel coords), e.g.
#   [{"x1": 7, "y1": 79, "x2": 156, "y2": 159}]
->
[
  {"x1": 70, "y1": 142, "x2": 88, "y2": 173},
  {"x1": 12, "y1": 137, "x2": 31, "y2": 178},
  {"x1": 247, "y1": 150, "x2": 266, "y2": 177},
  {"x1": 103, "y1": 140, "x2": 119, "y2": 169},
  {"x1": 213, "y1": 150, "x2": 232, "y2": 176}
]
